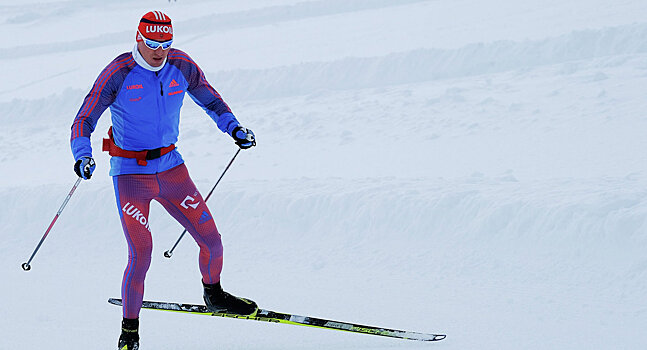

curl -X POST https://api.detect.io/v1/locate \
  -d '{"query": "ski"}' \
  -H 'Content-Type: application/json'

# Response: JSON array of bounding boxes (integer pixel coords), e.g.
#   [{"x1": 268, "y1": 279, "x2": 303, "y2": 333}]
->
[{"x1": 108, "y1": 298, "x2": 445, "y2": 342}]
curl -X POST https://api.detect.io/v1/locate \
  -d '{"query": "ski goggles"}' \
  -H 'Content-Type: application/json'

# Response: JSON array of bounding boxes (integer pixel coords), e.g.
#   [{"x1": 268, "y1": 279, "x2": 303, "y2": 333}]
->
[{"x1": 138, "y1": 31, "x2": 173, "y2": 50}]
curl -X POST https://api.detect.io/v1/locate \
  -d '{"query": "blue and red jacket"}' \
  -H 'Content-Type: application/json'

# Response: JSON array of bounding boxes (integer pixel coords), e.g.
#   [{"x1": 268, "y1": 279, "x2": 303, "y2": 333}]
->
[{"x1": 71, "y1": 47, "x2": 240, "y2": 176}]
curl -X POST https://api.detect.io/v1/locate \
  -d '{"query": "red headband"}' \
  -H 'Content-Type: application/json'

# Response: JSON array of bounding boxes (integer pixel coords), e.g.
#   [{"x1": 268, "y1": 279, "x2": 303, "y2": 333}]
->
[{"x1": 137, "y1": 11, "x2": 173, "y2": 42}]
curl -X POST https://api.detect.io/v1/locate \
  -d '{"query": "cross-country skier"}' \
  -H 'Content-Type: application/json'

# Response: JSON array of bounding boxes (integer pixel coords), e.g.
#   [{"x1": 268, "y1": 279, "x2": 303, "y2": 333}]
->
[{"x1": 70, "y1": 11, "x2": 257, "y2": 350}]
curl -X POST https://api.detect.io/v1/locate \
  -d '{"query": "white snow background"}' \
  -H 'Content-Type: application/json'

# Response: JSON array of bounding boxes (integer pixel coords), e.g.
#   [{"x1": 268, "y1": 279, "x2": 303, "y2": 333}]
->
[{"x1": 1, "y1": 0, "x2": 647, "y2": 349}]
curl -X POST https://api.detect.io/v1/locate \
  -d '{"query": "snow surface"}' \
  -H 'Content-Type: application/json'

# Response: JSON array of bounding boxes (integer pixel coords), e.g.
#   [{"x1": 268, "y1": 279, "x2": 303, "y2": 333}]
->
[{"x1": 1, "y1": 0, "x2": 647, "y2": 349}]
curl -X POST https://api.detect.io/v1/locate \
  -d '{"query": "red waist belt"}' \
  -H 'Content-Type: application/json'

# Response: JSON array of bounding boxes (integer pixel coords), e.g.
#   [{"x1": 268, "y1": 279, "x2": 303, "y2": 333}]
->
[{"x1": 102, "y1": 126, "x2": 175, "y2": 166}]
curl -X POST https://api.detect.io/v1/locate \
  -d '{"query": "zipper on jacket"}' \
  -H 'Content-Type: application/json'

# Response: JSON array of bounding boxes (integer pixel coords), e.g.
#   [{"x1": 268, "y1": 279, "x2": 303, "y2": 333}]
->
[
  {"x1": 154, "y1": 70, "x2": 164, "y2": 149},
  {"x1": 155, "y1": 71, "x2": 163, "y2": 96}
]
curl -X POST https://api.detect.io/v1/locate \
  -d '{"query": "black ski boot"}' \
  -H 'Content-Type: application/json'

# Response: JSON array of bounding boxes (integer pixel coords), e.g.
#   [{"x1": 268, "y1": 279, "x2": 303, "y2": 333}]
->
[
  {"x1": 117, "y1": 318, "x2": 139, "y2": 350},
  {"x1": 203, "y1": 280, "x2": 258, "y2": 315}
]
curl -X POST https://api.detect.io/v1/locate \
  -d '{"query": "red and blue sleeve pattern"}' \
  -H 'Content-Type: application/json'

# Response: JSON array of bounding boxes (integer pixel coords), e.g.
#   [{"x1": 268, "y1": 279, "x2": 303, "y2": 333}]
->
[
  {"x1": 70, "y1": 53, "x2": 135, "y2": 161},
  {"x1": 167, "y1": 49, "x2": 240, "y2": 135}
]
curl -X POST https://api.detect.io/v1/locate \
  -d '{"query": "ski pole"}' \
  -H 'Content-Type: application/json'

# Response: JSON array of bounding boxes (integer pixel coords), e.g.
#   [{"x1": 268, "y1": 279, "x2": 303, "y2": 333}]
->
[
  {"x1": 22, "y1": 177, "x2": 83, "y2": 271},
  {"x1": 164, "y1": 148, "x2": 241, "y2": 258}
]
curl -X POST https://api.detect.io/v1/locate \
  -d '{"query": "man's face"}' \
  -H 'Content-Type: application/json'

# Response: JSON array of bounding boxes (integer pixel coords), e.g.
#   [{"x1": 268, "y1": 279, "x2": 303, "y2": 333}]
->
[{"x1": 137, "y1": 40, "x2": 169, "y2": 67}]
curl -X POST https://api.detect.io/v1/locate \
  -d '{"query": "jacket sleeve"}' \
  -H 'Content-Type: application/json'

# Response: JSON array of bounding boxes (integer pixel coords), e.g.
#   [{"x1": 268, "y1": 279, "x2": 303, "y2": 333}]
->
[
  {"x1": 70, "y1": 56, "x2": 128, "y2": 161},
  {"x1": 173, "y1": 51, "x2": 240, "y2": 135}
]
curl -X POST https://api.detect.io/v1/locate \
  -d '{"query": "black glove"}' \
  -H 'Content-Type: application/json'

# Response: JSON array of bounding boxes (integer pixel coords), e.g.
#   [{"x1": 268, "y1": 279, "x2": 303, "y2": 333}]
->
[
  {"x1": 74, "y1": 156, "x2": 96, "y2": 180},
  {"x1": 232, "y1": 126, "x2": 256, "y2": 149}
]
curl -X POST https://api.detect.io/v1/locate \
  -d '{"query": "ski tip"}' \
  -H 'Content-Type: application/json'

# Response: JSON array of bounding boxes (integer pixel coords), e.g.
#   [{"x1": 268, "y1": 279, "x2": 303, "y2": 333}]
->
[{"x1": 410, "y1": 333, "x2": 446, "y2": 341}]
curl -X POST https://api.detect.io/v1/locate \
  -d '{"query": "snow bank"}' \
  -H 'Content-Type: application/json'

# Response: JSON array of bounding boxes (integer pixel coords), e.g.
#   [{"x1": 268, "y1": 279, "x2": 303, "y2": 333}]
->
[
  {"x1": 211, "y1": 24, "x2": 647, "y2": 100},
  {"x1": 3, "y1": 174, "x2": 646, "y2": 349}
]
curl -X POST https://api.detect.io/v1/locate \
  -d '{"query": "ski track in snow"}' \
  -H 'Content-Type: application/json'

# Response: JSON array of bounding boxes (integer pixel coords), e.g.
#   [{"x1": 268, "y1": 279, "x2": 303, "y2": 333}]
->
[{"x1": 1, "y1": 0, "x2": 647, "y2": 349}]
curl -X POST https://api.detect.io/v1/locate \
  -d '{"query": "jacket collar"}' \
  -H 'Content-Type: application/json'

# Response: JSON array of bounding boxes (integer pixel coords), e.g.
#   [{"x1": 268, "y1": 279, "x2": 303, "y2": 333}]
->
[{"x1": 132, "y1": 44, "x2": 166, "y2": 72}]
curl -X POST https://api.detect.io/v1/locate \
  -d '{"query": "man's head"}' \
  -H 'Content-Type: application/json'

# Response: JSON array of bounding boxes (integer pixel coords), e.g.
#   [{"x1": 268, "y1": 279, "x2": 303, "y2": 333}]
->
[{"x1": 136, "y1": 11, "x2": 173, "y2": 67}]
